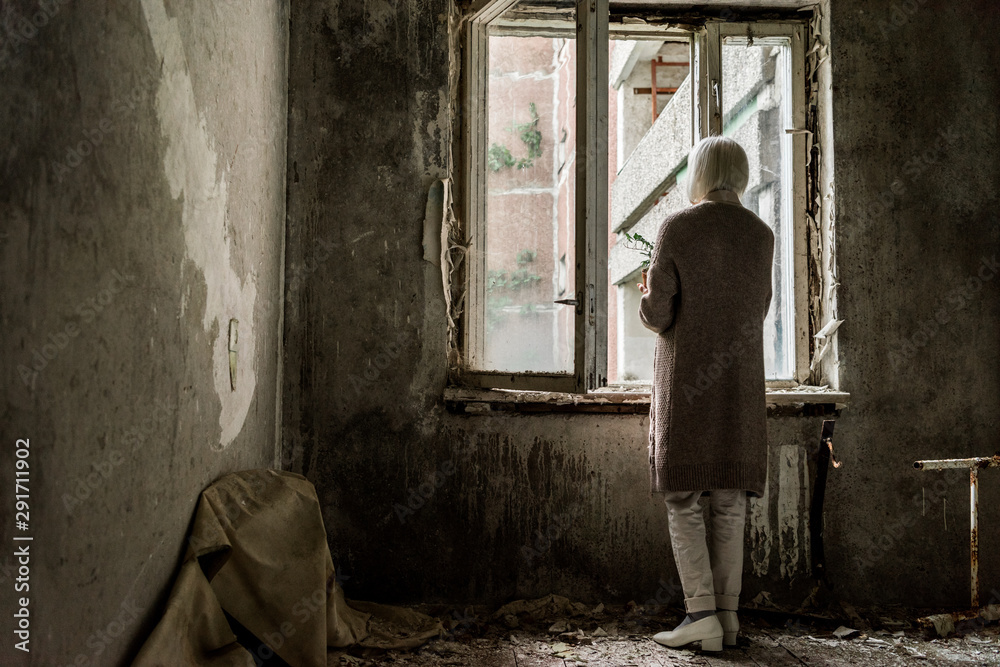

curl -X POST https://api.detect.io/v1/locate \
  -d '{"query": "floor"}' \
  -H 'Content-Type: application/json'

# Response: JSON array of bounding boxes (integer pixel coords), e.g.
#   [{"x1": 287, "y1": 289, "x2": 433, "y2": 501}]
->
[{"x1": 330, "y1": 599, "x2": 1000, "y2": 666}]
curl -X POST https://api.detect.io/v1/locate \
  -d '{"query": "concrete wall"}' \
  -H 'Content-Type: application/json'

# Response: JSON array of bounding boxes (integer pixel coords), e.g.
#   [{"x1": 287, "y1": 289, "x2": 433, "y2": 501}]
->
[
  {"x1": 0, "y1": 1, "x2": 288, "y2": 664},
  {"x1": 826, "y1": 0, "x2": 1000, "y2": 608},
  {"x1": 283, "y1": 0, "x2": 999, "y2": 614}
]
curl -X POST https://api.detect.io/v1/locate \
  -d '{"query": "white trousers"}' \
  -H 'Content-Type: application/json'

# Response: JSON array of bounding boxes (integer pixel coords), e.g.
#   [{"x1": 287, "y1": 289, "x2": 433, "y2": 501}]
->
[{"x1": 663, "y1": 489, "x2": 747, "y2": 613}]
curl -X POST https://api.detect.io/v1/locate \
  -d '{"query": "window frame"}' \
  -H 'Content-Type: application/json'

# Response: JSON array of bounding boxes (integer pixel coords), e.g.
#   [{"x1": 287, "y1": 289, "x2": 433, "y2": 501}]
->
[
  {"x1": 457, "y1": 4, "x2": 814, "y2": 393},
  {"x1": 703, "y1": 21, "x2": 810, "y2": 386},
  {"x1": 459, "y1": 0, "x2": 609, "y2": 394}
]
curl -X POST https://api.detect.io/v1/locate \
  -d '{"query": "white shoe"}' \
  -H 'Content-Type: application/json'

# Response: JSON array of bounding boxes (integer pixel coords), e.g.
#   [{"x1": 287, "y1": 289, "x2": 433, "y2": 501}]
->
[
  {"x1": 652, "y1": 615, "x2": 724, "y2": 652},
  {"x1": 717, "y1": 610, "x2": 739, "y2": 646}
]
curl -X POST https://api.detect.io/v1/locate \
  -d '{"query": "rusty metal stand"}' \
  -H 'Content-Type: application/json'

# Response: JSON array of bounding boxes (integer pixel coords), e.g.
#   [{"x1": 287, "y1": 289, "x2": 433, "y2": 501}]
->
[{"x1": 913, "y1": 454, "x2": 1000, "y2": 608}]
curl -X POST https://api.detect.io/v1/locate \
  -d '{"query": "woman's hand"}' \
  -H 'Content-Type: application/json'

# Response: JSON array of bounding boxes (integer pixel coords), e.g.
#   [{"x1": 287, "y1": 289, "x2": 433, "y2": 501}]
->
[{"x1": 637, "y1": 282, "x2": 649, "y2": 295}]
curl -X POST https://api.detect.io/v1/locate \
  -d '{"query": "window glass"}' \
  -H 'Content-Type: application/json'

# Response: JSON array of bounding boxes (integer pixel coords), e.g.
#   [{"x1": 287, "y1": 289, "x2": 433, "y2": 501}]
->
[
  {"x1": 607, "y1": 38, "x2": 691, "y2": 383},
  {"x1": 722, "y1": 37, "x2": 795, "y2": 380},
  {"x1": 472, "y1": 14, "x2": 803, "y2": 386},
  {"x1": 481, "y1": 10, "x2": 576, "y2": 373}
]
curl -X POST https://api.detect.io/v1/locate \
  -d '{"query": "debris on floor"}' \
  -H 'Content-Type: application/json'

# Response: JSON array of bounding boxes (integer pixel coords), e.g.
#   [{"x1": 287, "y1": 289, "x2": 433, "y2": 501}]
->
[
  {"x1": 919, "y1": 604, "x2": 1000, "y2": 638},
  {"x1": 328, "y1": 594, "x2": 1000, "y2": 666}
]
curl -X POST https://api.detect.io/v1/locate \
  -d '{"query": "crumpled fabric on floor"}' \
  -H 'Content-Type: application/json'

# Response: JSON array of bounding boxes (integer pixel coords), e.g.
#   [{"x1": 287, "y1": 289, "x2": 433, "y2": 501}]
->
[{"x1": 132, "y1": 469, "x2": 442, "y2": 666}]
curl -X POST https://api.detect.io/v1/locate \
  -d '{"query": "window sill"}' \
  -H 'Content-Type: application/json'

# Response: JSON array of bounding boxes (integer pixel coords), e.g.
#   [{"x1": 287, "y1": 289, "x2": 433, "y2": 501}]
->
[{"x1": 444, "y1": 385, "x2": 849, "y2": 415}]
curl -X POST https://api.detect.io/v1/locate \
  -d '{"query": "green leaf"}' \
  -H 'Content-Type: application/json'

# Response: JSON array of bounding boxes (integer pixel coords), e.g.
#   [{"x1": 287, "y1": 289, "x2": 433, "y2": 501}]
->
[{"x1": 488, "y1": 143, "x2": 516, "y2": 172}]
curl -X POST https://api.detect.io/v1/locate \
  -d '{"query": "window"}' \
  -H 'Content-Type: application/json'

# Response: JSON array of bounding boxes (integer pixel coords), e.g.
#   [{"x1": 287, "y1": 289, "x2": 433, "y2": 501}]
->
[{"x1": 459, "y1": 2, "x2": 814, "y2": 393}]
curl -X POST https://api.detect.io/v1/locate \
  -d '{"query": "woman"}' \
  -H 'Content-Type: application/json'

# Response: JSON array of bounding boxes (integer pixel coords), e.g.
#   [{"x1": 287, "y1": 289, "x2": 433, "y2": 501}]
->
[{"x1": 638, "y1": 136, "x2": 774, "y2": 652}]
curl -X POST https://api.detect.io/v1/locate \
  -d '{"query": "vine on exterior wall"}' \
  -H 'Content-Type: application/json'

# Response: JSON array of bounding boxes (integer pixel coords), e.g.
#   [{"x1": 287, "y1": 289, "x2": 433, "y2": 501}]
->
[
  {"x1": 486, "y1": 249, "x2": 542, "y2": 330},
  {"x1": 489, "y1": 102, "x2": 543, "y2": 172}
]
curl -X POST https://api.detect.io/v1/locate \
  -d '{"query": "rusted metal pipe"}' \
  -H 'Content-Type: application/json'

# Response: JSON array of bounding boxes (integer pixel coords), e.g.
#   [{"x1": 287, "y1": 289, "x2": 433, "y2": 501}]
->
[
  {"x1": 810, "y1": 420, "x2": 839, "y2": 582},
  {"x1": 913, "y1": 453, "x2": 1000, "y2": 609},
  {"x1": 632, "y1": 87, "x2": 680, "y2": 95},
  {"x1": 971, "y1": 468, "x2": 979, "y2": 608},
  {"x1": 648, "y1": 57, "x2": 689, "y2": 123},
  {"x1": 913, "y1": 455, "x2": 1000, "y2": 470},
  {"x1": 650, "y1": 57, "x2": 658, "y2": 124}
]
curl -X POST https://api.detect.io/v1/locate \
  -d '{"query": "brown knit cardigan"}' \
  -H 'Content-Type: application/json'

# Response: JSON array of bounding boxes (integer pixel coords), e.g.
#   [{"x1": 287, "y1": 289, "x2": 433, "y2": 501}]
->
[{"x1": 638, "y1": 191, "x2": 774, "y2": 497}]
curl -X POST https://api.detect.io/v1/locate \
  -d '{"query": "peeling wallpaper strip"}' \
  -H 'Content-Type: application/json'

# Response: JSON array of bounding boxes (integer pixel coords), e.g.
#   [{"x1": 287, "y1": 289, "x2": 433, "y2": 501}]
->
[{"x1": 807, "y1": 1, "x2": 840, "y2": 388}]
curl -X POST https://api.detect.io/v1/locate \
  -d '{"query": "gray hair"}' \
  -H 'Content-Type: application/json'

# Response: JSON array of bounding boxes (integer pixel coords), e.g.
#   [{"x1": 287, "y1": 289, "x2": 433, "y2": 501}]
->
[{"x1": 685, "y1": 136, "x2": 750, "y2": 204}]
